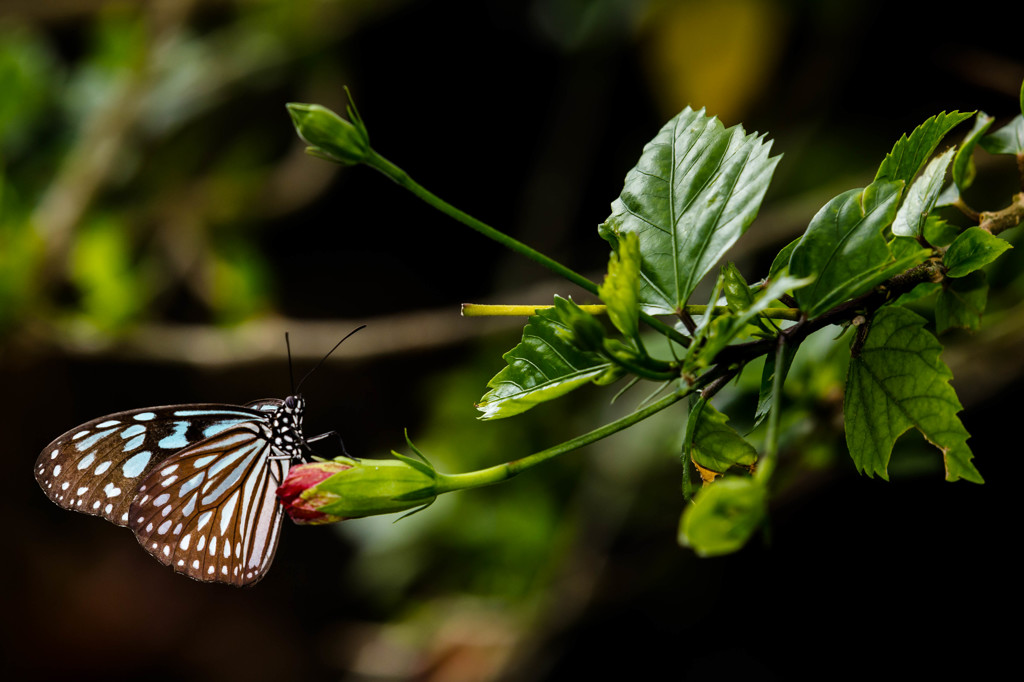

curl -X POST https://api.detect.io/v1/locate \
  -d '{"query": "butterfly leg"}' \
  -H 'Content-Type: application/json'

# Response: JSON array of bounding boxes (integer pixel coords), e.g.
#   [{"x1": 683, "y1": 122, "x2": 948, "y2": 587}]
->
[{"x1": 305, "y1": 430, "x2": 354, "y2": 459}]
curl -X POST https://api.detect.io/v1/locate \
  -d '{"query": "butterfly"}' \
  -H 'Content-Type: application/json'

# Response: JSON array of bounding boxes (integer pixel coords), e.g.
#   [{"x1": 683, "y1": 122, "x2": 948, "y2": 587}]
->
[{"x1": 33, "y1": 329, "x2": 362, "y2": 586}]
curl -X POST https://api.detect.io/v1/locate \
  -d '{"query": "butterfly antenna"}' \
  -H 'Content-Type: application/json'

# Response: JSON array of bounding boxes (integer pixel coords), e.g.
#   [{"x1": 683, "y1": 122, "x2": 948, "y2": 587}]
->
[
  {"x1": 285, "y1": 332, "x2": 296, "y2": 394},
  {"x1": 295, "y1": 325, "x2": 366, "y2": 393}
]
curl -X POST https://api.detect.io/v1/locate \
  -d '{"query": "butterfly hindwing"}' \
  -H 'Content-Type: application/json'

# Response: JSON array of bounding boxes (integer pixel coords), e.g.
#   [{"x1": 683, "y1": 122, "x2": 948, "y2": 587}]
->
[
  {"x1": 34, "y1": 404, "x2": 272, "y2": 527},
  {"x1": 129, "y1": 421, "x2": 290, "y2": 586}
]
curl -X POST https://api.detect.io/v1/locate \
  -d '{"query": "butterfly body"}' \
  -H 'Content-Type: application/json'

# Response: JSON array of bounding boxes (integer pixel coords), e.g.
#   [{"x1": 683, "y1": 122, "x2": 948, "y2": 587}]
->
[{"x1": 35, "y1": 396, "x2": 309, "y2": 586}]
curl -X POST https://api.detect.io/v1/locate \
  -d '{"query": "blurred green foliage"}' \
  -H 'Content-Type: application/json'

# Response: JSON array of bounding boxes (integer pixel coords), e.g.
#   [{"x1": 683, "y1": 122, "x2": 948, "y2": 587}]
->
[{"x1": 0, "y1": 3, "x2": 395, "y2": 338}]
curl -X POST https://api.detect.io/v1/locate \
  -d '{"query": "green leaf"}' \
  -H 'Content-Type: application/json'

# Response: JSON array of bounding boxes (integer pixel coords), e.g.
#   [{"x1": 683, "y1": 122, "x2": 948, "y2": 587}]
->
[
  {"x1": 755, "y1": 340, "x2": 798, "y2": 428},
  {"x1": 791, "y1": 180, "x2": 929, "y2": 318},
  {"x1": 923, "y1": 216, "x2": 959, "y2": 247},
  {"x1": 687, "y1": 398, "x2": 758, "y2": 474},
  {"x1": 844, "y1": 306, "x2": 982, "y2": 483},
  {"x1": 979, "y1": 114, "x2": 1024, "y2": 155},
  {"x1": 721, "y1": 262, "x2": 771, "y2": 334},
  {"x1": 597, "y1": 231, "x2": 641, "y2": 339},
  {"x1": 600, "y1": 106, "x2": 780, "y2": 313},
  {"x1": 943, "y1": 226, "x2": 1011, "y2": 278},
  {"x1": 875, "y1": 111, "x2": 973, "y2": 186},
  {"x1": 476, "y1": 297, "x2": 611, "y2": 420},
  {"x1": 767, "y1": 236, "x2": 800, "y2": 282},
  {"x1": 936, "y1": 271, "x2": 987, "y2": 334},
  {"x1": 721, "y1": 262, "x2": 754, "y2": 313},
  {"x1": 952, "y1": 112, "x2": 994, "y2": 191},
  {"x1": 678, "y1": 477, "x2": 766, "y2": 556},
  {"x1": 892, "y1": 147, "x2": 955, "y2": 238},
  {"x1": 690, "y1": 273, "x2": 810, "y2": 370}
]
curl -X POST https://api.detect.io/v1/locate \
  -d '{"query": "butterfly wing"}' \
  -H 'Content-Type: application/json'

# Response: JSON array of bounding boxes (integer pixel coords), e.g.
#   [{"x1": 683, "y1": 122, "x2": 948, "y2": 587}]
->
[
  {"x1": 34, "y1": 404, "x2": 271, "y2": 527},
  {"x1": 128, "y1": 421, "x2": 291, "y2": 586}
]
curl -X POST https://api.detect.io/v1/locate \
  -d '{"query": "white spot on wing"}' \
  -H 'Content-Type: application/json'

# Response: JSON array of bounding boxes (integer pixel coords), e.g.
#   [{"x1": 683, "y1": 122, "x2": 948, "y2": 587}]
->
[{"x1": 219, "y1": 491, "x2": 239, "y2": 535}]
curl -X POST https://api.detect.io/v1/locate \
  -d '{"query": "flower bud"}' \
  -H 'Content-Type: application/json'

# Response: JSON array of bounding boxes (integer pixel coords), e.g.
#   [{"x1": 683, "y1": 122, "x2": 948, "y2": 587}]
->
[
  {"x1": 277, "y1": 455, "x2": 438, "y2": 524},
  {"x1": 286, "y1": 102, "x2": 370, "y2": 166}
]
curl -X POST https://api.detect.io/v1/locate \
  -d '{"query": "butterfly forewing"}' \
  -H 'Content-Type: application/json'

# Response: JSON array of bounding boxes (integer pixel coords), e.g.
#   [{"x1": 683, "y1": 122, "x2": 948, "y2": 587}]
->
[
  {"x1": 129, "y1": 422, "x2": 290, "y2": 586},
  {"x1": 34, "y1": 404, "x2": 271, "y2": 527}
]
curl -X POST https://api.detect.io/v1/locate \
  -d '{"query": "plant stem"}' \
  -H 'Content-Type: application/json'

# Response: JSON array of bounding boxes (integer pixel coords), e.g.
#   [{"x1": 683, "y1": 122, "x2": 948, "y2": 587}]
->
[
  {"x1": 364, "y1": 149, "x2": 692, "y2": 347},
  {"x1": 434, "y1": 385, "x2": 691, "y2": 493},
  {"x1": 462, "y1": 303, "x2": 801, "y2": 321},
  {"x1": 755, "y1": 335, "x2": 786, "y2": 483}
]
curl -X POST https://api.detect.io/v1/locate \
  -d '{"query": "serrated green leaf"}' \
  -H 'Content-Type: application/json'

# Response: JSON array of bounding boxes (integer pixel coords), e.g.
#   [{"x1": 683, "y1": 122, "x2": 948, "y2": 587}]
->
[
  {"x1": 943, "y1": 226, "x2": 1011, "y2": 278},
  {"x1": 598, "y1": 231, "x2": 641, "y2": 339},
  {"x1": 892, "y1": 147, "x2": 955, "y2": 238},
  {"x1": 936, "y1": 271, "x2": 987, "y2": 334},
  {"x1": 791, "y1": 180, "x2": 929, "y2": 318},
  {"x1": 875, "y1": 111, "x2": 973, "y2": 186},
  {"x1": 844, "y1": 305, "x2": 982, "y2": 483},
  {"x1": 678, "y1": 477, "x2": 766, "y2": 556},
  {"x1": 952, "y1": 112, "x2": 994, "y2": 191},
  {"x1": 979, "y1": 114, "x2": 1024, "y2": 155},
  {"x1": 600, "y1": 107, "x2": 780, "y2": 313},
  {"x1": 687, "y1": 398, "x2": 758, "y2": 474},
  {"x1": 476, "y1": 297, "x2": 611, "y2": 420}
]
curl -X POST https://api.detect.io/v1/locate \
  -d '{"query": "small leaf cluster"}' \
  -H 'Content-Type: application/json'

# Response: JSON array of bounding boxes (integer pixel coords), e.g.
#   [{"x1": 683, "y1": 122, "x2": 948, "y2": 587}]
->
[{"x1": 473, "y1": 81, "x2": 1024, "y2": 555}]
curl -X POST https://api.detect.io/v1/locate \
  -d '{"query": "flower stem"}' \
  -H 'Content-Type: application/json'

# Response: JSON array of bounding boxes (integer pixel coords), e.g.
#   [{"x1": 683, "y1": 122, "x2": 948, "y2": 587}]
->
[
  {"x1": 462, "y1": 303, "x2": 801, "y2": 321},
  {"x1": 434, "y1": 385, "x2": 691, "y2": 493},
  {"x1": 364, "y1": 149, "x2": 691, "y2": 347}
]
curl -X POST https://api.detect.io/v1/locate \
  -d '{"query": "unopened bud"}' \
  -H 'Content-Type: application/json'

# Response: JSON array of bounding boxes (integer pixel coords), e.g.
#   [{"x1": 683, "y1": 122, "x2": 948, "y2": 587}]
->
[
  {"x1": 277, "y1": 455, "x2": 437, "y2": 524},
  {"x1": 286, "y1": 102, "x2": 370, "y2": 166}
]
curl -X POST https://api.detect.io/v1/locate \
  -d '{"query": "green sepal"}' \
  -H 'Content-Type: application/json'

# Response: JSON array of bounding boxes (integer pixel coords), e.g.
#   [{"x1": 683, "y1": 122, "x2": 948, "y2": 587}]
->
[
  {"x1": 943, "y1": 226, "x2": 1011, "y2": 278},
  {"x1": 393, "y1": 431, "x2": 439, "y2": 479},
  {"x1": 844, "y1": 305, "x2": 982, "y2": 483},
  {"x1": 315, "y1": 457, "x2": 439, "y2": 517},
  {"x1": 678, "y1": 477, "x2": 767, "y2": 557}
]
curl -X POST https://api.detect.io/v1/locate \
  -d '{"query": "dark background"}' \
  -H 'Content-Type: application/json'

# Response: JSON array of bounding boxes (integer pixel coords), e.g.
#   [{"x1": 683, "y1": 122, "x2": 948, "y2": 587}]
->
[{"x1": 2, "y1": 1, "x2": 1020, "y2": 679}]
